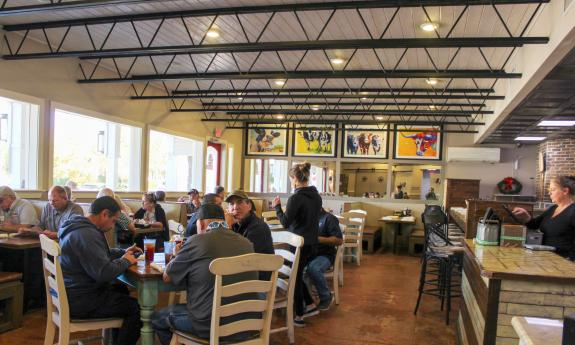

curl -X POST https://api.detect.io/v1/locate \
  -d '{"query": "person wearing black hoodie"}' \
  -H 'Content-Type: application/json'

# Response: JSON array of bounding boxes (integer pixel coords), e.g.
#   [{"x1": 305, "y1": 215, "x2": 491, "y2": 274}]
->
[
  {"x1": 58, "y1": 196, "x2": 142, "y2": 345},
  {"x1": 273, "y1": 162, "x2": 322, "y2": 327}
]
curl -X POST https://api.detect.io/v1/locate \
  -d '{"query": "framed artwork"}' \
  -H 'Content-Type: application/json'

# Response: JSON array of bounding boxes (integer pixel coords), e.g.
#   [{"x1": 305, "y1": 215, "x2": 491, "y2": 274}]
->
[
  {"x1": 292, "y1": 125, "x2": 337, "y2": 157},
  {"x1": 393, "y1": 126, "x2": 442, "y2": 160},
  {"x1": 342, "y1": 125, "x2": 388, "y2": 159},
  {"x1": 244, "y1": 124, "x2": 288, "y2": 156}
]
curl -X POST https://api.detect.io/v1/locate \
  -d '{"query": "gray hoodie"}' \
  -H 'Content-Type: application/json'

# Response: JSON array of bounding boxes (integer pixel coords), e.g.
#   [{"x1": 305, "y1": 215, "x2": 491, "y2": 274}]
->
[{"x1": 58, "y1": 215, "x2": 130, "y2": 297}]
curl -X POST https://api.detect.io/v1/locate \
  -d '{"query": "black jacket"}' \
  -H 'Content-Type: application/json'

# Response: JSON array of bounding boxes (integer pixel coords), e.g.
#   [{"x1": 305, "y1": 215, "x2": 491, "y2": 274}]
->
[
  {"x1": 275, "y1": 186, "x2": 322, "y2": 246},
  {"x1": 526, "y1": 203, "x2": 575, "y2": 259},
  {"x1": 134, "y1": 204, "x2": 169, "y2": 242},
  {"x1": 233, "y1": 212, "x2": 274, "y2": 280}
]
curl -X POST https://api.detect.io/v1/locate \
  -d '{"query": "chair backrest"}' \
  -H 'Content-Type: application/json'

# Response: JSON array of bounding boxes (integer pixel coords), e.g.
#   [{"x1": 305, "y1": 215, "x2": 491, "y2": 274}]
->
[
  {"x1": 209, "y1": 253, "x2": 283, "y2": 345},
  {"x1": 270, "y1": 231, "x2": 304, "y2": 304},
  {"x1": 39, "y1": 234, "x2": 69, "y2": 328},
  {"x1": 261, "y1": 211, "x2": 281, "y2": 225}
]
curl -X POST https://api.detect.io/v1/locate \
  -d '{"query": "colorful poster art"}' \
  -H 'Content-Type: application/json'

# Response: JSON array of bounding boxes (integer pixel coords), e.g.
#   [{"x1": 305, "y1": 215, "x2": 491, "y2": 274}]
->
[
  {"x1": 245, "y1": 125, "x2": 288, "y2": 156},
  {"x1": 292, "y1": 126, "x2": 337, "y2": 157},
  {"x1": 343, "y1": 125, "x2": 388, "y2": 158},
  {"x1": 394, "y1": 126, "x2": 442, "y2": 160}
]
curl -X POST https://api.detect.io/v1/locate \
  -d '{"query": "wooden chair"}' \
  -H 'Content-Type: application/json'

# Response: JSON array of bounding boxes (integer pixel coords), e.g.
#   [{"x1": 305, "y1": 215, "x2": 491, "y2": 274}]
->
[
  {"x1": 262, "y1": 211, "x2": 281, "y2": 225},
  {"x1": 169, "y1": 253, "x2": 284, "y2": 345},
  {"x1": 270, "y1": 231, "x2": 304, "y2": 344},
  {"x1": 323, "y1": 244, "x2": 344, "y2": 305},
  {"x1": 0, "y1": 272, "x2": 23, "y2": 333},
  {"x1": 339, "y1": 214, "x2": 364, "y2": 266},
  {"x1": 40, "y1": 234, "x2": 123, "y2": 345}
]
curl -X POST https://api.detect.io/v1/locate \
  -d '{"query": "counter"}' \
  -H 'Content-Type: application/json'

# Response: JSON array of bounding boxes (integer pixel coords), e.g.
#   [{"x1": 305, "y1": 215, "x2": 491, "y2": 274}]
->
[{"x1": 458, "y1": 239, "x2": 575, "y2": 345}]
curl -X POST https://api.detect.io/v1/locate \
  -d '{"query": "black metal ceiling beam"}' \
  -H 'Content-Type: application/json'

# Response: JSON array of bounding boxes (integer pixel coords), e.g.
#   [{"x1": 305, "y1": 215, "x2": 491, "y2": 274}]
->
[
  {"x1": 221, "y1": 126, "x2": 479, "y2": 133},
  {"x1": 172, "y1": 87, "x2": 495, "y2": 94},
  {"x1": 199, "y1": 102, "x2": 486, "y2": 107},
  {"x1": 2, "y1": 0, "x2": 550, "y2": 31},
  {"x1": 133, "y1": 94, "x2": 505, "y2": 100},
  {"x1": 0, "y1": 0, "x2": 165, "y2": 16},
  {"x1": 2, "y1": 37, "x2": 548, "y2": 60},
  {"x1": 200, "y1": 120, "x2": 485, "y2": 126},
  {"x1": 86, "y1": 69, "x2": 521, "y2": 83},
  {"x1": 174, "y1": 109, "x2": 489, "y2": 115}
]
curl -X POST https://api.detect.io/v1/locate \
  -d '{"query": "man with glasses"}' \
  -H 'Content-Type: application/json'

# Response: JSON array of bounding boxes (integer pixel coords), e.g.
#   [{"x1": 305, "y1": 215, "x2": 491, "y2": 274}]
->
[
  {"x1": 58, "y1": 196, "x2": 142, "y2": 345},
  {"x1": 0, "y1": 185, "x2": 39, "y2": 232},
  {"x1": 23, "y1": 185, "x2": 83, "y2": 239}
]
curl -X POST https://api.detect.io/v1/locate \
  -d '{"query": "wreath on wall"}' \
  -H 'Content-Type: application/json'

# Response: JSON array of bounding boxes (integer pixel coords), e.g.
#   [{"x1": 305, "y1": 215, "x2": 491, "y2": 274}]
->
[{"x1": 497, "y1": 177, "x2": 522, "y2": 195}]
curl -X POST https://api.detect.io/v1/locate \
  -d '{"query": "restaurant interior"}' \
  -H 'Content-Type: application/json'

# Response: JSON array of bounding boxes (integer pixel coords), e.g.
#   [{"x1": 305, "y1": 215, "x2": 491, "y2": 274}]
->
[{"x1": 1, "y1": 0, "x2": 575, "y2": 344}]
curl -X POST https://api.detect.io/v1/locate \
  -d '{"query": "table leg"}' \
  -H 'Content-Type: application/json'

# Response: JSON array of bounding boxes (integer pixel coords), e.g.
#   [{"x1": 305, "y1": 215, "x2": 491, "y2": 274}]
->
[{"x1": 137, "y1": 279, "x2": 159, "y2": 345}]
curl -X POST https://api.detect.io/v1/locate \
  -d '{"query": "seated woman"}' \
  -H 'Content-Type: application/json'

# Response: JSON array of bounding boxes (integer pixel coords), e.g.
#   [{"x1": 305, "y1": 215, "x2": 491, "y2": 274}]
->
[
  {"x1": 97, "y1": 188, "x2": 136, "y2": 248},
  {"x1": 513, "y1": 176, "x2": 575, "y2": 260},
  {"x1": 134, "y1": 192, "x2": 169, "y2": 249}
]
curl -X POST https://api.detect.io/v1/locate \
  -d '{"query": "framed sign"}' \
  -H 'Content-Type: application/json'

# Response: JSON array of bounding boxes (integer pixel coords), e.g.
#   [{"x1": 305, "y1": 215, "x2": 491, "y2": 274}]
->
[
  {"x1": 244, "y1": 124, "x2": 288, "y2": 156},
  {"x1": 393, "y1": 126, "x2": 442, "y2": 160},
  {"x1": 292, "y1": 125, "x2": 337, "y2": 157},
  {"x1": 342, "y1": 125, "x2": 388, "y2": 159}
]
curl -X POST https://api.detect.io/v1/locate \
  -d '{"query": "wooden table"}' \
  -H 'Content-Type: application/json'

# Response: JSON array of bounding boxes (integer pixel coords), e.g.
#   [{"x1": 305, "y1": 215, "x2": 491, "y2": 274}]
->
[
  {"x1": 378, "y1": 216, "x2": 416, "y2": 254},
  {"x1": 267, "y1": 224, "x2": 285, "y2": 232},
  {"x1": 135, "y1": 225, "x2": 164, "y2": 235},
  {"x1": 0, "y1": 237, "x2": 42, "y2": 312},
  {"x1": 118, "y1": 253, "x2": 181, "y2": 345},
  {"x1": 511, "y1": 316, "x2": 563, "y2": 345}
]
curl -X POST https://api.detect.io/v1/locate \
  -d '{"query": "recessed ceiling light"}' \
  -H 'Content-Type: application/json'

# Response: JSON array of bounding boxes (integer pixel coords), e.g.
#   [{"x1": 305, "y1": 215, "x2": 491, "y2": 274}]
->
[
  {"x1": 274, "y1": 80, "x2": 285, "y2": 86},
  {"x1": 206, "y1": 29, "x2": 220, "y2": 38},
  {"x1": 376, "y1": 116, "x2": 384, "y2": 120},
  {"x1": 420, "y1": 22, "x2": 439, "y2": 32},
  {"x1": 312, "y1": 106, "x2": 319, "y2": 111},
  {"x1": 429, "y1": 105, "x2": 436, "y2": 110},
  {"x1": 361, "y1": 97, "x2": 368, "y2": 100},
  {"x1": 426, "y1": 78, "x2": 439, "y2": 85},
  {"x1": 276, "y1": 114, "x2": 285, "y2": 119},
  {"x1": 514, "y1": 136, "x2": 546, "y2": 141},
  {"x1": 361, "y1": 91, "x2": 369, "y2": 95},
  {"x1": 331, "y1": 58, "x2": 345, "y2": 65},
  {"x1": 537, "y1": 120, "x2": 575, "y2": 127},
  {"x1": 237, "y1": 97, "x2": 243, "y2": 100}
]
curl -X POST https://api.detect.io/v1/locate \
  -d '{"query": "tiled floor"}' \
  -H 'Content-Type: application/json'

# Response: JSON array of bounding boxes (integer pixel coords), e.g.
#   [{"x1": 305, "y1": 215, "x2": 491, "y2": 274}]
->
[{"x1": 0, "y1": 252, "x2": 457, "y2": 345}]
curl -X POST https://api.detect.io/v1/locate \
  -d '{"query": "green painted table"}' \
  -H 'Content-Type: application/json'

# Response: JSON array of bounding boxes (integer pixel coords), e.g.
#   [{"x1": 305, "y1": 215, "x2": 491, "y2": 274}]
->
[{"x1": 118, "y1": 253, "x2": 181, "y2": 345}]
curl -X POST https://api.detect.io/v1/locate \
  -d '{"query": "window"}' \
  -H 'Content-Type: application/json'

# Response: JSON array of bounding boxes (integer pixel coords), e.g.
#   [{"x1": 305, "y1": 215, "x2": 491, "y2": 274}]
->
[
  {"x1": 293, "y1": 161, "x2": 336, "y2": 194},
  {"x1": 340, "y1": 162, "x2": 388, "y2": 198},
  {"x1": 392, "y1": 164, "x2": 442, "y2": 200},
  {"x1": 0, "y1": 96, "x2": 39, "y2": 189},
  {"x1": 246, "y1": 159, "x2": 288, "y2": 193},
  {"x1": 148, "y1": 130, "x2": 204, "y2": 192},
  {"x1": 53, "y1": 109, "x2": 142, "y2": 191}
]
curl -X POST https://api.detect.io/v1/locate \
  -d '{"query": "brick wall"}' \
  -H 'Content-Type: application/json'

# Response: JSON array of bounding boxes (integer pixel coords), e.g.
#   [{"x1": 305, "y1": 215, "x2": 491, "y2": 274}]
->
[{"x1": 536, "y1": 138, "x2": 575, "y2": 201}]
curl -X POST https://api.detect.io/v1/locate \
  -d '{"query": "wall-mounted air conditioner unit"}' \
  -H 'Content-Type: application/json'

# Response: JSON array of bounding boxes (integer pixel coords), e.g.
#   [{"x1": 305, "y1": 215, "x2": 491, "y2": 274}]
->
[{"x1": 447, "y1": 147, "x2": 501, "y2": 163}]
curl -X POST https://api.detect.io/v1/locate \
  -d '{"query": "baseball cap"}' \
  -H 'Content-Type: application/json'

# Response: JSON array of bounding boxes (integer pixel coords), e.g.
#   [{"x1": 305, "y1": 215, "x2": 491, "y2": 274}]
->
[
  {"x1": 225, "y1": 190, "x2": 249, "y2": 203},
  {"x1": 197, "y1": 204, "x2": 225, "y2": 220}
]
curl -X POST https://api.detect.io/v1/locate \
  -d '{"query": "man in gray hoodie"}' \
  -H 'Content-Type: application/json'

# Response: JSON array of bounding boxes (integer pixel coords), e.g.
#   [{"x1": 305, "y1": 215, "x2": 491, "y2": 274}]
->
[{"x1": 58, "y1": 196, "x2": 142, "y2": 345}]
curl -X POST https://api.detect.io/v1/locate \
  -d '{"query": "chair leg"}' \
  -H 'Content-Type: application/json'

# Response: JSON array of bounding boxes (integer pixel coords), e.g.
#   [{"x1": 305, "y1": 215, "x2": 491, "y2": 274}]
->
[
  {"x1": 446, "y1": 260, "x2": 453, "y2": 325},
  {"x1": 333, "y1": 274, "x2": 340, "y2": 305},
  {"x1": 58, "y1": 326, "x2": 70, "y2": 345},
  {"x1": 413, "y1": 256, "x2": 428, "y2": 315},
  {"x1": 44, "y1": 322, "x2": 56, "y2": 345},
  {"x1": 287, "y1": 305, "x2": 295, "y2": 344},
  {"x1": 169, "y1": 333, "x2": 179, "y2": 345}
]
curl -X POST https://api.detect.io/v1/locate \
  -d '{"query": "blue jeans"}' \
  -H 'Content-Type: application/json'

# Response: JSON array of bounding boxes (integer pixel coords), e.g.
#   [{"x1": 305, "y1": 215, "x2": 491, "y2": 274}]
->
[
  {"x1": 151, "y1": 304, "x2": 196, "y2": 345},
  {"x1": 306, "y1": 255, "x2": 333, "y2": 303}
]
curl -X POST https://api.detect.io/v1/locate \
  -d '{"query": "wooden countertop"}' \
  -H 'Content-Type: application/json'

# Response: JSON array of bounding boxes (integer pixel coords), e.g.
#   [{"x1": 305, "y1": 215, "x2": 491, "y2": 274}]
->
[
  {"x1": 511, "y1": 317, "x2": 563, "y2": 345},
  {"x1": 464, "y1": 239, "x2": 575, "y2": 283}
]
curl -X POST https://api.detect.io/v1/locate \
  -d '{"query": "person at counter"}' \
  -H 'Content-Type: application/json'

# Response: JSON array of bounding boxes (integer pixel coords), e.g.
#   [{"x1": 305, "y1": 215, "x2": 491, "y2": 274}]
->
[
  {"x1": 513, "y1": 176, "x2": 575, "y2": 259},
  {"x1": 0, "y1": 185, "x2": 38, "y2": 231},
  {"x1": 393, "y1": 185, "x2": 404, "y2": 199}
]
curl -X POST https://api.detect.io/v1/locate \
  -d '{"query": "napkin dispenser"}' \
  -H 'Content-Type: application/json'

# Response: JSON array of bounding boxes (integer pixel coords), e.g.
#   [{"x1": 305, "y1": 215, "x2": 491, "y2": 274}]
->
[
  {"x1": 525, "y1": 230, "x2": 544, "y2": 245},
  {"x1": 475, "y1": 219, "x2": 500, "y2": 246}
]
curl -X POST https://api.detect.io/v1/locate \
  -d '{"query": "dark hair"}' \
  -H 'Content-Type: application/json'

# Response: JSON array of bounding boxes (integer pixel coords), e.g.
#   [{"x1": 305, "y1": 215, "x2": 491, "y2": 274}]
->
[
  {"x1": 154, "y1": 190, "x2": 166, "y2": 201},
  {"x1": 396, "y1": 185, "x2": 403, "y2": 190},
  {"x1": 289, "y1": 162, "x2": 311, "y2": 183},
  {"x1": 90, "y1": 196, "x2": 120, "y2": 215},
  {"x1": 188, "y1": 189, "x2": 199, "y2": 196},
  {"x1": 143, "y1": 192, "x2": 157, "y2": 204},
  {"x1": 551, "y1": 176, "x2": 575, "y2": 196},
  {"x1": 202, "y1": 193, "x2": 220, "y2": 205},
  {"x1": 214, "y1": 186, "x2": 225, "y2": 195}
]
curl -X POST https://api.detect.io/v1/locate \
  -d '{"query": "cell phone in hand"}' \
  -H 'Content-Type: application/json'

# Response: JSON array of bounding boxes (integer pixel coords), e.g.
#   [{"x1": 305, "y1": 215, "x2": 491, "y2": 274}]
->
[{"x1": 502, "y1": 204, "x2": 522, "y2": 224}]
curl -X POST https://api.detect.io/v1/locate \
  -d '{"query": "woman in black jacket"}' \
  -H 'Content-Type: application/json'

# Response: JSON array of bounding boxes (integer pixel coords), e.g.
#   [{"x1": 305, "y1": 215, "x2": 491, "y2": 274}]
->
[
  {"x1": 273, "y1": 162, "x2": 322, "y2": 327},
  {"x1": 134, "y1": 192, "x2": 169, "y2": 249}
]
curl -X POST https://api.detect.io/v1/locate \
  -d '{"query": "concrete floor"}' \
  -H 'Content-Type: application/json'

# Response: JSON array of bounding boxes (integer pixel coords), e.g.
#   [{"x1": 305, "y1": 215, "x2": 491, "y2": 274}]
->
[{"x1": 0, "y1": 252, "x2": 457, "y2": 345}]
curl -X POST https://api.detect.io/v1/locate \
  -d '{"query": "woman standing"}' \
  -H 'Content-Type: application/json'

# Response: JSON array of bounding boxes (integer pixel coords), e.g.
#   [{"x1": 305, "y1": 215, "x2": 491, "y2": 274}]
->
[
  {"x1": 513, "y1": 176, "x2": 575, "y2": 259},
  {"x1": 134, "y1": 192, "x2": 169, "y2": 249},
  {"x1": 273, "y1": 162, "x2": 322, "y2": 327}
]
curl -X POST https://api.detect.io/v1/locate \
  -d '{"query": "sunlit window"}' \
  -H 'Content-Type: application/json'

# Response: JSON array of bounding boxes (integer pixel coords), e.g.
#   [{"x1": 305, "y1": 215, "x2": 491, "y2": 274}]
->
[
  {"x1": 148, "y1": 130, "x2": 204, "y2": 192},
  {"x1": 246, "y1": 159, "x2": 288, "y2": 193},
  {"x1": 53, "y1": 109, "x2": 142, "y2": 191},
  {"x1": 0, "y1": 96, "x2": 39, "y2": 189}
]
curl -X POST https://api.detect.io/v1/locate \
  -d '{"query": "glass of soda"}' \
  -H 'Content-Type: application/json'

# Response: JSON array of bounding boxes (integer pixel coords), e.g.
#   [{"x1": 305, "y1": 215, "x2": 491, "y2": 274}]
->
[{"x1": 143, "y1": 239, "x2": 155, "y2": 265}]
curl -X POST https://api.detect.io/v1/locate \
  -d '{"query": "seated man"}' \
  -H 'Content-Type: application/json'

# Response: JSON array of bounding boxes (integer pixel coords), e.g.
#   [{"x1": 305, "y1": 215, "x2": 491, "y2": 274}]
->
[
  {"x1": 226, "y1": 190, "x2": 274, "y2": 280},
  {"x1": 23, "y1": 186, "x2": 83, "y2": 239},
  {"x1": 0, "y1": 185, "x2": 38, "y2": 231},
  {"x1": 305, "y1": 208, "x2": 343, "y2": 312},
  {"x1": 184, "y1": 193, "x2": 222, "y2": 237},
  {"x1": 152, "y1": 204, "x2": 256, "y2": 345},
  {"x1": 58, "y1": 196, "x2": 142, "y2": 345}
]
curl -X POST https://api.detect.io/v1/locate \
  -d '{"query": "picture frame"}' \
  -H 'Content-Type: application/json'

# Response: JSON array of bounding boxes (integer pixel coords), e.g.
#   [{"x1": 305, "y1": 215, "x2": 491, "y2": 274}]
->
[
  {"x1": 244, "y1": 123, "x2": 289, "y2": 156},
  {"x1": 393, "y1": 125, "x2": 442, "y2": 160},
  {"x1": 342, "y1": 125, "x2": 389, "y2": 159},
  {"x1": 292, "y1": 125, "x2": 338, "y2": 157}
]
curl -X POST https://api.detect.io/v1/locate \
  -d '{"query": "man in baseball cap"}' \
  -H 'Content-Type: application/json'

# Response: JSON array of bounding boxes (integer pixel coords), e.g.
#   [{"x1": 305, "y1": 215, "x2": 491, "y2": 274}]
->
[{"x1": 226, "y1": 190, "x2": 274, "y2": 280}]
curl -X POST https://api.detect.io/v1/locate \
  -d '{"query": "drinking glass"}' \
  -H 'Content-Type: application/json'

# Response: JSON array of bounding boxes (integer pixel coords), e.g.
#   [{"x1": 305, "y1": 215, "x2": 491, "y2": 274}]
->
[
  {"x1": 164, "y1": 241, "x2": 174, "y2": 265},
  {"x1": 144, "y1": 239, "x2": 155, "y2": 265}
]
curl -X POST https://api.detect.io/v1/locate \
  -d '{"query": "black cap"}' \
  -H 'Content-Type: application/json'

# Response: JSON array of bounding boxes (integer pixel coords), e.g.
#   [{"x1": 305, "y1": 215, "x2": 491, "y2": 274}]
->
[{"x1": 197, "y1": 204, "x2": 225, "y2": 220}]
